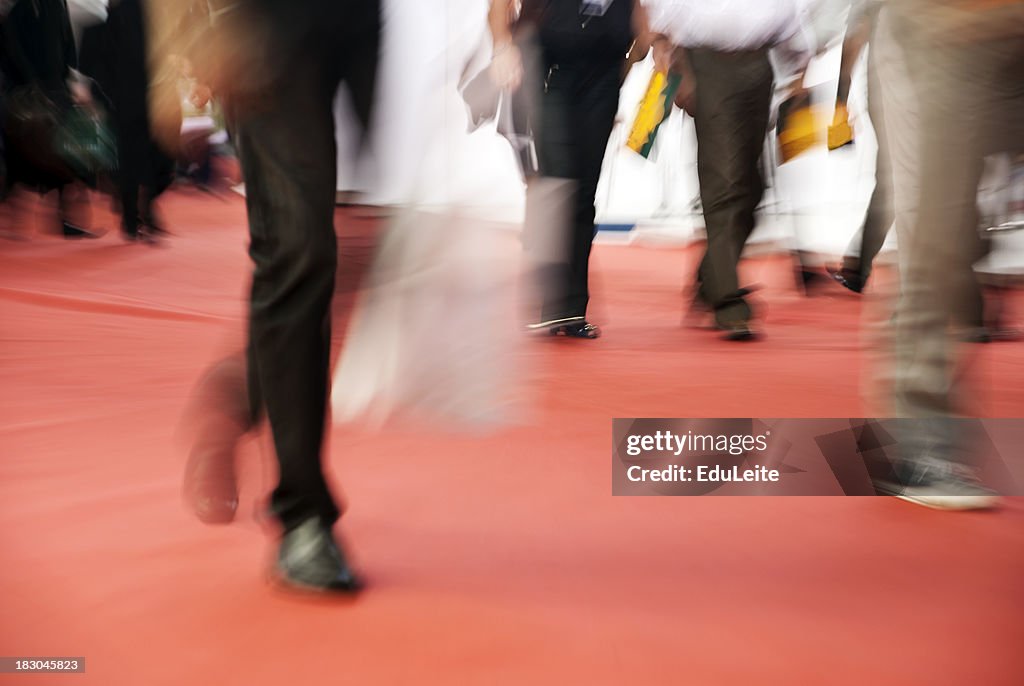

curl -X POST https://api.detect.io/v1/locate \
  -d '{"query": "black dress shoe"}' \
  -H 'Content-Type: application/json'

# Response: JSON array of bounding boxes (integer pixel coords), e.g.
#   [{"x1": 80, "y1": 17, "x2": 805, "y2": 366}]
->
[
  {"x1": 275, "y1": 519, "x2": 363, "y2": 594},
  {"x1": 718, "y1": 322, "x2": 758, "y2": 341},
  {"x1": 685, "y1": 287, "x2": 758, "y2": 330},
  {"x1": 688, "y1": 286, "x2": 761, "y2": 333},
  {"x1": 141, "y1": 214, "x2": 171, "y2": 236},
  {"x1": 551, "y1": 321, "x2": 601, "y2": 339},
  {"x1": 62, "y1": 222, "x2": 103, "y2": 239},
  {"x1": 123, "y1": 226, "x2": 162, "y2": 245},
  {"x1": 826, "y1": 264, "x2": 865, "y2": 294},
  {"x1": 525, "y1": 315, "x2": 583, "y2": 332}
]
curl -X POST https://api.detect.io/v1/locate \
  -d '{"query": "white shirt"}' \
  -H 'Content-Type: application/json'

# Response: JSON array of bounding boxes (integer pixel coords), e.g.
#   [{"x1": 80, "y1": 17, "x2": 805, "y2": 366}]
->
[{"x1": 642, "y1": 0, "x2": 808, "y2": 51}]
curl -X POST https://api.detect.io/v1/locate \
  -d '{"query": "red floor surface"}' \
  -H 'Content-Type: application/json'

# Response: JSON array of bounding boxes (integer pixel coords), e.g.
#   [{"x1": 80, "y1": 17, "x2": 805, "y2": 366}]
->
[{"x1": 2, "y1": 190, "x2": 1022, "y2": 685}]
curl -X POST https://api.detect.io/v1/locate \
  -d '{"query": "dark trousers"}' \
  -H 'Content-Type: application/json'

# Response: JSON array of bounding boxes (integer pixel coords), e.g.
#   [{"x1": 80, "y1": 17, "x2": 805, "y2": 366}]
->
[
  {"x1": 231, "y1": 6, "x2": 379, "y2": 532},
  {"x1": 689, "y1": 48, "x2": 773, "y2": 327},
  {"x1": 527, "y1": 62, "x2": 620, "y2": 322},
  {"x1": 844, "y1": 40, "x2": 894, "y2": 282},
  {"x1": 116, "y1": 117, "x2": 174, "y2": 235}
]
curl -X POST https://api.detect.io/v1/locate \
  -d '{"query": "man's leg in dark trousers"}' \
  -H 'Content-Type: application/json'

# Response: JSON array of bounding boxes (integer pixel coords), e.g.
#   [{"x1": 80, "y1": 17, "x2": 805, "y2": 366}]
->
[
  {"x1": 690, "y1": 49, "x2": 773, "y2": 328},
  {"x1": 851, "y1": 48, "x2": 892, "y2": 280},
  {"x1": 533, "y1": 66, "x2": 619, "y2": 322},
  {"x1": 563, "y1": 71, "x2": 619, "y2": 319},
  {"x1": 117, "y1": 119, "x2": 145, "y2": 237},
  {"x1": 233, "y1": 4, "x2": 380, "y2": 532},
  {"x1": 533, "y1": 65, "x2": 581, "y2": 323},
  {"x1": 140, "y1": 137, "x2": 175, "y2": 227},
  {"x1": 234, "y1": 60, "x2": 343, "y2": 533},
  {"x1": 844, "y1": 45, "x2": 894, "y2": 283}
]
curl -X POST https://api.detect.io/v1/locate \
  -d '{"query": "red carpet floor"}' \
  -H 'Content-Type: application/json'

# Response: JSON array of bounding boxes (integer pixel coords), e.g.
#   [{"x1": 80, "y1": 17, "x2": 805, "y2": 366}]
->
[{"x1": 1, "y1": 189, "x2": 1023, "y2": 685}]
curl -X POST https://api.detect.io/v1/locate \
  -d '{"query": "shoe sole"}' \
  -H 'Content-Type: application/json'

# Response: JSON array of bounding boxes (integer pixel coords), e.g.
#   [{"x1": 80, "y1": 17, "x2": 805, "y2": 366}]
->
[
  {"x1": 182, "y1": 446, "x2": 239, "y2": 525},
  {"x1": 551, "y1": 327, "x2": 601, "y2": 339},
  {"x1": 267, "y1": 568, "x2": 365, "y2": 596},
  {"x1": 722, "y1": 328, "x2": 758, "y2": 341},
  {"x1": 526, "y1": 316, "x2": 584, "y2": 331},
  {"x1": 894, "y1": 494, "x2": 1000, "y2": 511},
  {"x1": 186, "y1": 494, "x2": 238, "y2": 524}
]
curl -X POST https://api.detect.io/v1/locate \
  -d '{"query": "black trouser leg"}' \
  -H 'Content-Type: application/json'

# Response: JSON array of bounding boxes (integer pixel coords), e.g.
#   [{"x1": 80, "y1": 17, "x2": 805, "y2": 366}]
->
[
  {"x1": 232, "y1": 10, "x2": 379, "y2": 532},
  {"x1": 845, "y1": 45, "x2": 894, "y2": 281},
  {"x1": 533, "y1": 65, "x2": 619, "y2": 322},
  {"x1": 690, "y1": 49, "x2": 773, "y2": 327},
  {"x1": 234, "y1": 63, "x2": 343, "y2": 532},
  {"x1": 117, "y1": 121, "x2": 143, "y2": 236},
  {"x1": 565, "y1": 72, "x2": 619, "y2": 319},
  {"x1": 141, "y1": 140, "x2": 174, "y2": 225}
]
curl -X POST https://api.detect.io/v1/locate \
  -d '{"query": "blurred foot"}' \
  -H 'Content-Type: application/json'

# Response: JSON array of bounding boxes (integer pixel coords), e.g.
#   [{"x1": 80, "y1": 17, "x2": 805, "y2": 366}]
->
[
  {"x1": 123, "y1": 230, "x2": 161, "y2": 246},
  {"x1": 141, "y1": 213, "x2": 170, "y2": 236},
  {"x1": 551, "y1": 321, "x2": 601, "y2": 339},
  {"x1": 275, "y1": 519, "x2": 363, "y2": 594},
  {"x1": 121, "y1": 224, "x2": 141, "y2": 242},
  {"x1": 876, "y1": 463, "x2": 998, "y2": 511},
  {"x1": 718, "y1": 321, "x2": 758, "y2": 341},
  {"x1": 965, "y1": 326, "x2": 1023, "y2": 343},
  {"x1": 826, "y1": 264, "x2": 866, "y2": 294},
  {"x1": 62, "y1": 222, "x2": 104, "y2": 239},
  {"x1": 183, "y1": 426, "x2": 240, "y2": 524},
  {"x1": 893, "y1": 481, "x2": 998, "y2": 511},
  {"x1": 182, "y1": 358, "x2": 249, "y2": 524},
  {"x1": 526, "y1": 315, "x2": 584, "y2": 332},
  {"x1": 986, "y1": 327, "x2": 1023, "y2": 343},
  {"x1": 685, "y1": 286, "x2": 758, "y2": 329}
]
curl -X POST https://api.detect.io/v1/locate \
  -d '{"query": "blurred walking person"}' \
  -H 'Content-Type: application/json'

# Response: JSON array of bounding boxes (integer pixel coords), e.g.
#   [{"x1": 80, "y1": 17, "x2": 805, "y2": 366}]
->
[
  {"x1": 155, "y1": 0, "x2": 381, "y2": 591},
  {"x1": 489, "y1": 0, "x2": 649, "y2": 338},
  {"x1": 1, "y1": 0, "x2": 102, "y2": 238},
  {"x1": 645, "y1": 0, "x2": 814, "y2": 340},
  {"x1": 885, "y1": 0, "x2": 1023, "y2": 509},
  {"x1": 79, "y1": 0, "x2": 177, "y2": 242}
]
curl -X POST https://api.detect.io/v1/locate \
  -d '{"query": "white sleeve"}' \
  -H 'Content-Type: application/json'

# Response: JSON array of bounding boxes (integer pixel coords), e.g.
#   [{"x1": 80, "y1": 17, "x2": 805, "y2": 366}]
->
[{"x1": 773, "y1": 1, "x2": 817, "y2": 68}]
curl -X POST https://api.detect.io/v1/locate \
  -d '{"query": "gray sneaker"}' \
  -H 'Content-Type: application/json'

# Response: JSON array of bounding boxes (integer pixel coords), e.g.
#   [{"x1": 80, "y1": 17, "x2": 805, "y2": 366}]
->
[{"x1": 876, "y1": 459, "x2": 999, "y2": 511}]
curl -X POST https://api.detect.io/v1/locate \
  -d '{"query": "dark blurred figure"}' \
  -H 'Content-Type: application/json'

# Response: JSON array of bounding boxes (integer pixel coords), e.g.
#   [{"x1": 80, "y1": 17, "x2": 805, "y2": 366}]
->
[
  {"x1": 79, "y1": 0, "x2": 177, "y2": 242},
  {"x1": 157, "y1": 0, "x2": 381, "y2": 592},
  {"x1": 489, "y1": 0, "x2": 647, "y2": 339},
  {"x1": 887, "y1": 0, "x2": 1024, "y2": 509},
  {"x1": 0, "y1": 0, "x2": 101, "y2": 238}
]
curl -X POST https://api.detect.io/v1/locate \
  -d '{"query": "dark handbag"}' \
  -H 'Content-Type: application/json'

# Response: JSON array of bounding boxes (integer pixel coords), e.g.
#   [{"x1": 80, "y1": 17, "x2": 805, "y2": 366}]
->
[
  {"x1": 3, "y1": 84, "x2": 76, "y2": 186},
  {"x1": 54, "y1": 106, "x2": 118, "y2": 183}
]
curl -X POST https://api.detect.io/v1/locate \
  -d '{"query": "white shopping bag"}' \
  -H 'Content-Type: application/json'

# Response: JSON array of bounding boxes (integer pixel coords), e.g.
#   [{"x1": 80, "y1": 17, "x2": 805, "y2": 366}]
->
[{"x1": 331, "y1": 207, "x2": 526, "y2": 430}]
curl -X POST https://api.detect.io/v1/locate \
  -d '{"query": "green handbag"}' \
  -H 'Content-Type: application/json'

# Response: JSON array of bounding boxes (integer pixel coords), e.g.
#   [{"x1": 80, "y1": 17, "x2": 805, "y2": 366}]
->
[{"x1": 54, "y1": 106, "x2": 118, "y2": 182}]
